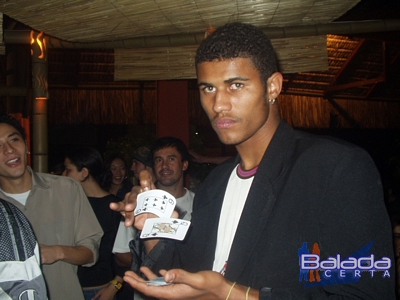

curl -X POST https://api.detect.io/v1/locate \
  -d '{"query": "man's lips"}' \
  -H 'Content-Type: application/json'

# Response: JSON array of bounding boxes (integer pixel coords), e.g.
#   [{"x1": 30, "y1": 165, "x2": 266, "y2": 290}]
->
[
  {"x1": 6, "y1": 157, "x2": 20, "y2": 166},
  {"x1": 159, "y1": 170, "x2": 173, "y2": 177},
  {"x1": 213, "y1": 118, "x2": 237, "y2": 129}
]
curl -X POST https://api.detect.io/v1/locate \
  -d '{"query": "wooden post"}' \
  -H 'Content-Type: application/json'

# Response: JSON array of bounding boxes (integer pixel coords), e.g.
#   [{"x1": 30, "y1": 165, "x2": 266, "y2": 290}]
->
[{"x1": 31, "y1": 32, "x2": 49, "y2": 172}]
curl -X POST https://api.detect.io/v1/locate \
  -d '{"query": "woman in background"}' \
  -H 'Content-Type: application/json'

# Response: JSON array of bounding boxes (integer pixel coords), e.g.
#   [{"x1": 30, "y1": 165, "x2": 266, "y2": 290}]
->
[
  {"x1": 103, "y1": 153, "x2": 135, "y2": 300},
  {"x1": 63, "y1": 146, "x2": 122, "y2": 300},
  {"x1": 102, "y1": 153, "x2": 133, "y2": 200}
]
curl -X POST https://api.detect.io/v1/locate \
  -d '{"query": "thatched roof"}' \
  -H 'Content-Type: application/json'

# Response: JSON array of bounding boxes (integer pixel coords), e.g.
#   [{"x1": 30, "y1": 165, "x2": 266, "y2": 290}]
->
[
  {"x1": 1, "y1": 0, "x2": 399, "y2": 176},
  {"x1": 1, "y1": 0, "x2": 400, "y2": 101},
  {"x1": 0, "y1": 0, "x2": 359, "y2": 43}
]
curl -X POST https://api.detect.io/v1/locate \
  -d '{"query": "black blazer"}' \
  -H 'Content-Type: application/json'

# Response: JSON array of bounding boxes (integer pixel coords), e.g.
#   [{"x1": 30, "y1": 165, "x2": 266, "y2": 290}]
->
[{"x1": 148, "y1": 121, "x2": 395, "y2": 299}]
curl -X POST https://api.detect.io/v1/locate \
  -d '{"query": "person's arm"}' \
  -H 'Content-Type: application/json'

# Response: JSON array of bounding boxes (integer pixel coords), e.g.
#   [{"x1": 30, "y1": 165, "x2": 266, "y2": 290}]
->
[
  {"x1": 92, "y1": 275, "x2": 124, "y2": 300},
  {"x1": 71, "y1": 179, "x2": 104, "y2": 267},
  {"x1": 124, "y1": 267, "x2": 248, "y2": 300},
  {"x1": 115, "y1": 252, "x2": 132, "y2": 267},
  {"x1": 113, "y1": 220, "x2": 135, "y2": 267},
  {"x1": 40, "y1": 245, "x2": 93, "y2": 265}
]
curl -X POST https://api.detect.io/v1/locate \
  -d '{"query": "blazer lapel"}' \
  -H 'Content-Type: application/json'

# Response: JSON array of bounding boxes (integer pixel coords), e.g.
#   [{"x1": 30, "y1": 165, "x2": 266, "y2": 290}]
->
[
  {"x1": 225, "y1": 121, "x2": 295, "y2": 281},
  {"x1": 187, "y1": 158, "x2": 239, "y2": 271}
]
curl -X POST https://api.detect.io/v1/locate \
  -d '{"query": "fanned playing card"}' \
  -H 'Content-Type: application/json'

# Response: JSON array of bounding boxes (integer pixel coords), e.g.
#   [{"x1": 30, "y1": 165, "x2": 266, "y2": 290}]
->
[
  {"x1": 140, "y1": 218, "x2": 191, "y2": 241},
  {"x1": 134, "y1": 189, "x2": 176, "y2": 218}
]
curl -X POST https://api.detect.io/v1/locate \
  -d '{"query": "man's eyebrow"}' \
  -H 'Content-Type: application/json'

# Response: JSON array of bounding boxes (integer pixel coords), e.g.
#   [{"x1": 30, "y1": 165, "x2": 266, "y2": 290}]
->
[
  {"x1": 8, "y1": 131, "x2": 22, "y2": 138},
  {"x1": 197, "y1": 81, "x2": 211, "y2": 87},
  {"x1": 224, "y1": 77, "x2": 249, "y2": 84},
  {"x1": 197, "y1": 77, "x2": 249, "y2": 87}
]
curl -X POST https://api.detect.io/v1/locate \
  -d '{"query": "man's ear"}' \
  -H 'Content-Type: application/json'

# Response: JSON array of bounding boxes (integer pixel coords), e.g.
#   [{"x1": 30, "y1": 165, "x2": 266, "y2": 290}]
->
[
  {"x1": 182, "y1": 161, "x2": 189, "y2": 171},
  {"x1": 267, "y1": 72, "x2": 283, "y2": 100}
]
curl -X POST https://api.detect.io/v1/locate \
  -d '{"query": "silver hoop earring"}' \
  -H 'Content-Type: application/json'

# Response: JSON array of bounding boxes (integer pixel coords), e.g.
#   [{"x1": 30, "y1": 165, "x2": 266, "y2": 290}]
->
[{"x1": 268, "y1": 98, "x2": 276, "y2": 105}]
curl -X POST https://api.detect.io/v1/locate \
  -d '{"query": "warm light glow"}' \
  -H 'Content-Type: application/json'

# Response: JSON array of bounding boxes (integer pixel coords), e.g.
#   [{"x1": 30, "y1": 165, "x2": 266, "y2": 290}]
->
[
  {"x1": 37, "y1": 32, "x2": 45, "y2": 59},
  {"x1": 30, "y1": 30, "x2": 35, "y2": 45},
  {"x1": 35, "y1": 97, "x2": 48, "y2": 101},
  {"x1": 30, "y1": 31, "x2": 46, "y2": 59}
]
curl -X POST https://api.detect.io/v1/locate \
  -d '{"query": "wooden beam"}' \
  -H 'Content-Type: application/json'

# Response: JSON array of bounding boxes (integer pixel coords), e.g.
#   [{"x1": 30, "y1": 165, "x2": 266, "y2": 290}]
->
[
  {"x1": 327, "y1": 97, "x2": 361, "y2": 128},
  {"x1": 0, "y1": 86, "x2": 28, "y2": 96},
  {"x1": 325, "y1": 77, "x2": 385, "y2": 93},
  {"x1": 324, "y1": 38, "x2": 365, "y2": 98}
]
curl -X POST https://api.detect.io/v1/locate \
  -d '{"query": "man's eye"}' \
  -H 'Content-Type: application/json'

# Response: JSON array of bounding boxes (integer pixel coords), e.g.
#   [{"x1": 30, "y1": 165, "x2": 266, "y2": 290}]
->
[
  {"x1": 230, "y1": 83, "x2": 243, "y2": 90},
  {"x1": 202, "y1": 86, "x2": 215, "y2": 93}
]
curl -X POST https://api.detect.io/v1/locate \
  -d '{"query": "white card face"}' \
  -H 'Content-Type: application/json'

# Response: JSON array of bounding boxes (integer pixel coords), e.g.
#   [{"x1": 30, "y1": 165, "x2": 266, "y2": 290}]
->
[
  {"x1": 140, "y1": 218, "x2": 191, "y2": 241},
  {"x1": 134, "y1": 189, "x2": 176, "y2": 218}
]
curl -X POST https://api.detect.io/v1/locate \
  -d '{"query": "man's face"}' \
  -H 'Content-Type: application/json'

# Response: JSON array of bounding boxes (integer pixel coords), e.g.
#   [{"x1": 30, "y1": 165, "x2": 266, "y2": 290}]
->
[
  {"x1": 153, "y1": 146, "x2": 188, "y2": 188},
  {"x1": 0, "y1": 123, "x2": 28, "y2": 180},
  {"x1": 197, "y1": 58, "x2": 270, "y2": 147},
  {"x1": 131, "y1": 159, "x2": 146, "y2": 179}
]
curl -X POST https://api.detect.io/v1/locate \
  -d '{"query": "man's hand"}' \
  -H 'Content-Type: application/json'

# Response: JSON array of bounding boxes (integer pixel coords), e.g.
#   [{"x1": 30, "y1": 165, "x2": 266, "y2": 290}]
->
[
  {"x1": 40, "y1": 244, "x2": 61, "y2": 264},
  {"x1": 123, "y1": 266, "x2": 237, "y2": 300},
  {"x1": 110, "y1": 170, "x2": 157, "y2": 228},
  {"x1": 110, "y1": 169, "x2": 180, "y2": 254}
]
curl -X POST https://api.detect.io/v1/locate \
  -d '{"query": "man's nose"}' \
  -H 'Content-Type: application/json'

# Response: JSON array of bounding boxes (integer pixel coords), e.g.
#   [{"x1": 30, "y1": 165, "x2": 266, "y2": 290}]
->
[
  {"x1": 2, "y1": 142, "x2": 15, "y2": 154},
  {"x1": 213, "y1": 90, "x2": 231, "y2": 113}
]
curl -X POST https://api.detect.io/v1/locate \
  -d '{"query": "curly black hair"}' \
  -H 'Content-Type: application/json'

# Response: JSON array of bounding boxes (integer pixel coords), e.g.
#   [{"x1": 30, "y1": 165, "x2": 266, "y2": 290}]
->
[
  {"x1": 195, "y1": 22, "x2": 279, "y2": 82},
  {"x1": 0, "y1": 114, "x2": 26, "y2": 140}
]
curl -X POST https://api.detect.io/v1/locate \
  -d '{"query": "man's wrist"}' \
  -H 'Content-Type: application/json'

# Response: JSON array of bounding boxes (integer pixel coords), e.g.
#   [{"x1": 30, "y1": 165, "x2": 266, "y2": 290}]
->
[{"x1": 109, "y1": 279, "x2": 123, "y2": 291}]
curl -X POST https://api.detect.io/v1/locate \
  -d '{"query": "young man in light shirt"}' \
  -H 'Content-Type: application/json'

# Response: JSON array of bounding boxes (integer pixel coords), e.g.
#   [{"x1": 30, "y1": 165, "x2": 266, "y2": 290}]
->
[{"x1": 0, "y1": 114, "x2": 103, "y2": 300}]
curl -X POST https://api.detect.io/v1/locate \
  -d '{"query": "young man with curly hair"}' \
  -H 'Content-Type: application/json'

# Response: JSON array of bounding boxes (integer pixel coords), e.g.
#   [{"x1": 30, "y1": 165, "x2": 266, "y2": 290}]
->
[{"x1": 112, "y1": 23, "x2": 395, "y2": 299}]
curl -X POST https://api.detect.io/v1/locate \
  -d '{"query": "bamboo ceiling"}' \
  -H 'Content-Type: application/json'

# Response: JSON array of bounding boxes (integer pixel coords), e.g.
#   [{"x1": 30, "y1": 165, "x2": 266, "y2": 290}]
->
[
  {"x1": 0, "y1": 0, "x2": 361, "y2": 80},
  {"x1": 0, "y1": 0, "x2": 359, "y2": 43},
  {"x1": 114, "y1": 35, "x2": 328, "y2": 80}
]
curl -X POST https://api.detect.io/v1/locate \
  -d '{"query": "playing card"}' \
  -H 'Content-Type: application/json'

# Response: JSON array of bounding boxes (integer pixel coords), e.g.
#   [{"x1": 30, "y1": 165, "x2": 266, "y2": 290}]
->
[
  {"x1": 140, "y1": 218, "x2": 191, "y2": 241},
  {"x1": 134, "y1": 189, "x2": 176, "y2": 218},
  {"x1": 146, "y1": 277, "x2": 172, "y2": 286}
]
